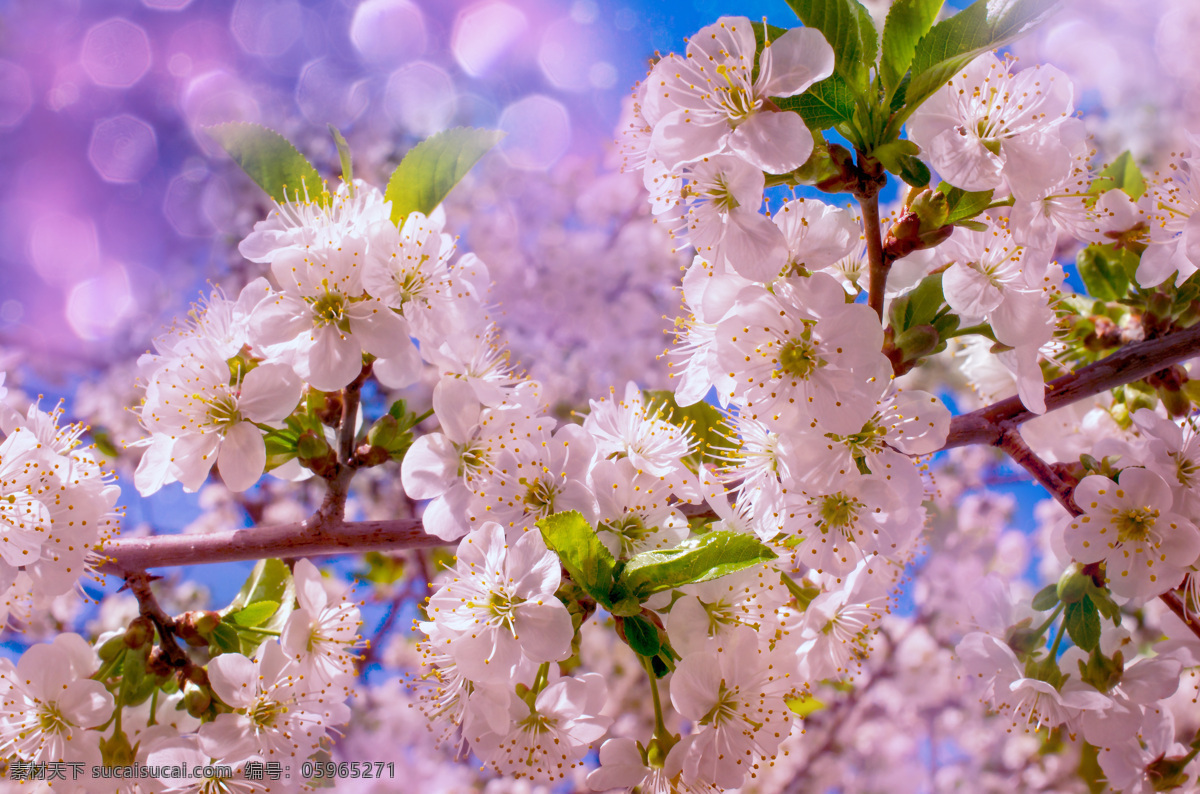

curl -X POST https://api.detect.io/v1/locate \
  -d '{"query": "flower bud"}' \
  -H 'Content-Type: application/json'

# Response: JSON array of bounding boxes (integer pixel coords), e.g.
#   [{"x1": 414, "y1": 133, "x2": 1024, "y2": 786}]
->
[
  {"x1": 100, "y1": 729, "x2": 135, "y2": 767},
  {"x1": 98, "y1": 633, "x2": 129, "y2": 661},
  {"x1": 183, "y1": 681, "x2": 212, "y2": 718},
  {"x1": 124, "y1": 616, "x2": 154, "y2": 649},
  {"x1": 176, "y1": 610, "x2": 221, "y2": 647},
  {"x1": 1056, "y1": 565, "x2": 1091, "y2": 605}
]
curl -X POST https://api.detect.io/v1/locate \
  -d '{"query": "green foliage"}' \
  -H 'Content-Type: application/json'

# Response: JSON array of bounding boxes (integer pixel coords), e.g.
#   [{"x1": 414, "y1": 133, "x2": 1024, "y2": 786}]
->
[
  {"x1": 880, "y1": 0, "x2": 944, "y2": 93},
  {"x1": 1031, "y1": 583, "x2": 1059, "y2": 612},
  {"x1": 776, "y1": 73, "x2": 857, "y2": 131},
  {"x1": 1091, "y1": 150, "x2": 1146, "y2": 200},
  {"x1": 384, "y1": 127, "x2": 504, "y2": 225},
  {"x1": 1077, "y1": 243, "x2": 1137, "y2": 301},
  {"x1": 207, "y1": 122, "x2": 325, "y2": 205},
  {"x1": 1063, "y1": 596, "x2": 1101, "y2": 652},
  {"x1": 622, "y1": 615, "x2": 661, "y2": 656},
  {"x1": 889, "y1": 271, "x2": 945, "y2": 331},
  {"x1": 231, "y1": 600, "x2": 280, "y2": 628},
  {"x1": 937, "y1": 182, "x2": 995, "y2": 224},
  {"x1": 613, "y1": 532, "x2": 777, "y2": 601},
  {"x1": 785, "y1": 0, "x2": 879, "y2": 90},
  {"x1": 537, "y1": 511, "x2": 617, "y2": 608},
  {"x1": 329, "y1": 124, "x2": 353, "y2": 187},
  {"x1": 643, "y1": 390, "x2": 730, "y2": 470},
  {"x1": 216, "y1": 559, "x2": 296, "y2": 655},
  {"x1": 905, "y1": 0, "x2": 1062, "y2": 115}
]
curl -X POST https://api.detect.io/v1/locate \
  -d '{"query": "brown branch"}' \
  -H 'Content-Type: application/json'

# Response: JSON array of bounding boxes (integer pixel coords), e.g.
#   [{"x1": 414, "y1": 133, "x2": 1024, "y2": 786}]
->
[
  {"x1": 995, "y1": 424, "x2": 1079, "y2": 516},
  {"x1": 95, "y1": 518, "x2": 443, "y2": 576},
  {"x1": 939, "y1": 321, "x2": 1200, "y2": 452}
]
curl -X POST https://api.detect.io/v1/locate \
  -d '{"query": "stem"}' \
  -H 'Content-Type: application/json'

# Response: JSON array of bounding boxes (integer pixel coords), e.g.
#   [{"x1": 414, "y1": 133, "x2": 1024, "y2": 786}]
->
[
  {"x1": 1047, "y1": 615, "x2": 1068, "y2": 658},
  {"x1": 1031, "y1": 603, "x2": 1065, "y2": 640},
  {"x1": 339, "y1": 362, "x2": 372, "y2": 465},
  {"x1": 861, "y1": 190, "x2": 888, "y2": 321},
  {"x1": 641, "y1": 655, "x2": 671, "y2": 747}
]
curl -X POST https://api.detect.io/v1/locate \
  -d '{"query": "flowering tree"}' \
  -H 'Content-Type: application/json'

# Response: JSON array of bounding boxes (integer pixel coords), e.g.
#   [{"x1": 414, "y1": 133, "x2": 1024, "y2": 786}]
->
[{"x1": 7, "y1": 0, "x2": 1200, "y2": 792}]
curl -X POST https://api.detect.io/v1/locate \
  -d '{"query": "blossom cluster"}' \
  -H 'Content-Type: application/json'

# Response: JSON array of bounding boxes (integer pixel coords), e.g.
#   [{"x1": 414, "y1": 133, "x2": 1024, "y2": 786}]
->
[
  {"x1": 0, "y1": 560, "x2": 361, "y2": 793},
  {"x1": 0, "y1": 376, "x2": 119, "y2": 626}
]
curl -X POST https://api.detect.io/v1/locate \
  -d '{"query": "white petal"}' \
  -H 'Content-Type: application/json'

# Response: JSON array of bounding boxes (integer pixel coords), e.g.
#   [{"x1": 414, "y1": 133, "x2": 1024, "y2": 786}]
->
[
  {"x1": 729, "y1": 110, "x2": 815, "y2": 174},
  {"x1": 307, "y1": 325, "x2": 364, "y2": 392},
  {"x1": 758, "y1": 26, "x2": 835, "y2": 97},
  {"x1": 217, "y1": 422, "x2": 267, "y2": 492},
  {"x1": 237, "y1": 363, "x2": 302, "y2": 422}
]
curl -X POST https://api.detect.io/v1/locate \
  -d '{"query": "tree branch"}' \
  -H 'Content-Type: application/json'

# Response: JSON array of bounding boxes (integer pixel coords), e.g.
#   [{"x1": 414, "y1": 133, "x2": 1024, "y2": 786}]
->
[
  {"x1": 938, "y1": 321, "x2": 1200, "y2": 452},
  {"x1": 95, "y1": 518, "x2": 443, "y2": 576}
]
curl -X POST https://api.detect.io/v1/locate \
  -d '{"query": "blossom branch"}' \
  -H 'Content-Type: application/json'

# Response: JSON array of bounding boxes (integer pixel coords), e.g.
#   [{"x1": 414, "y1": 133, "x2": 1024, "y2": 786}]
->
[
  {"x1": 95, "y1": 518, "x2": 443, "y2": 576},
  {"x1": 939, "y1": 321, "x2": 1200, "y2": 451},
  {"x1": 991, "y1": 402, "x2": 1200, "y2": 645}
]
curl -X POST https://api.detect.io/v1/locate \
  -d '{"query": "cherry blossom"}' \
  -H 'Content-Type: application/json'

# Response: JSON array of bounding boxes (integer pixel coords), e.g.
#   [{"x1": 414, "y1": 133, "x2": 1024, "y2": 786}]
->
[{"x1": 1065, "y1": 468, "x2": 1200, "y2": 598}]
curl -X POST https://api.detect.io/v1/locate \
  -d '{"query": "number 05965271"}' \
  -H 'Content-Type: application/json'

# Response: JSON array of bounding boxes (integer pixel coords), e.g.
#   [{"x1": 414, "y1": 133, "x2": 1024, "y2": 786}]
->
[{"x1": 301, "y1": 761, "x2": 395, "y2": 779}]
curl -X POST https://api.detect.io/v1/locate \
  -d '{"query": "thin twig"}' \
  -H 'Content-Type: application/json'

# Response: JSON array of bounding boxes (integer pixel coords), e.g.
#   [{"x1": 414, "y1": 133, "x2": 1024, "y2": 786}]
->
[
  {"x1": 124, "y1": 571, "x2": 190, "y2": 669},
  {"x1": 995, "y1": 424, "x2": 1079, "y2": 515}
]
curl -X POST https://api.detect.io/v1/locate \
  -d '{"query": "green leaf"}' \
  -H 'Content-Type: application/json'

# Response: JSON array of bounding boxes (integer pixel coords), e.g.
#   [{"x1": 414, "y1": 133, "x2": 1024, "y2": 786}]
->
[
  {"x1": 1031, "y1": 583, "x2": 1059, "y2": 612},
  {"x1": 881, "y1": 0, "x2": 944, "y2": 93},
  {"x1": 232, "y1": 600, "x2": 280, "y2": 628},
  {"x1": 905, "y1": 0, "x2": 1062, "y2": 114},
  {"x1": 225, "y1": 559, "x2": 294, "y2": 614},
  {"x1": 209, "y1": 622, "x2": 241, "y2": 655},
  {"x1": 329, "y1": 124, "x2": 353, "y2": 187},
  {"x1": 384, "y1": 127, "x2": 504, "y2": 225},
  {"x1": 1064, "y1": 595, "x2": 1101, "y2": 652},
  {"x1": 207, "y1": 122, "x2": 324, "y2": 205},
  {"x1": 785, "y1": 0, "x2": 878, "y2": 89},
  {"x1": 643, "y1": 391, "x2": 731, "y2": 470},
  {"x1": 896, "y1": 153, "x2": 931, "y2": 187},
  {"x1": 937, "y1": 182, "x2": 995, "y2": 223},
  {"x1": 889, "y1": 271, "x2": 945, "y2": 332},
  {"x1": 614, "y1": 532, "x2": 777, "y2": 601},
  {"x1": 221, "y1": 559, "x2": 296, "y2": 653},
  {"x1": 1091, "y1": 151, "x2": 1146, "y2": 201},
  {"x1": 751, "y1": 21, "x2": 793, "y2": 85},
  {"x1": 1077, "y1": 243, "x2": 1133, "y2": 302},
  {"x1": 775, "y1": 73, "x2": 858, "y2": 131},
  {"x1": 537, "y1": 510, "x2": 616, "y2": 607},
  {"x1": 622, "y1": 615, "x2": 661, "y2": 656}
]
